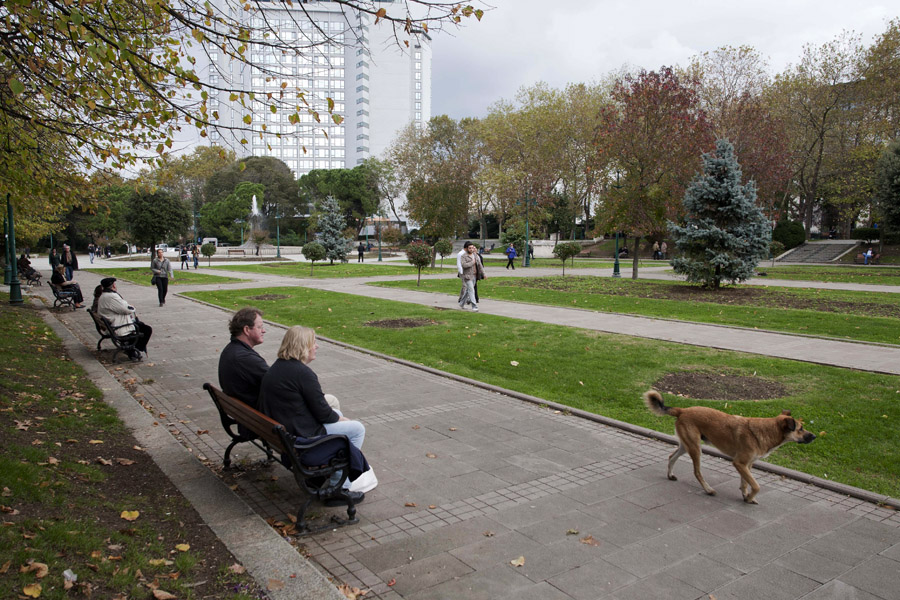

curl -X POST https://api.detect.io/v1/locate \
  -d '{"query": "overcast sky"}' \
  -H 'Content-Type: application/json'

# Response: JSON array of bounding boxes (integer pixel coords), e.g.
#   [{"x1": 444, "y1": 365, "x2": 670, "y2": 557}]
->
[{"x1": 430, "y1": 0, "x2": 897, "y2": 119}]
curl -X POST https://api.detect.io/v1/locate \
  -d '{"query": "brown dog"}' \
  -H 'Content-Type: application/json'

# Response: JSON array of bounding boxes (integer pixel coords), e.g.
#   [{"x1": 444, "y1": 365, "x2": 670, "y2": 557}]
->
[{"x1": 644, "y1": 390, "x2": 816, "y2": 504}]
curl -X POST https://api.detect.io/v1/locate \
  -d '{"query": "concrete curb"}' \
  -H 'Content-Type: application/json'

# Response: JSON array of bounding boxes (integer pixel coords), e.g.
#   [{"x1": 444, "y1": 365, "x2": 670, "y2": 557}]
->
[
  {"x1": 37, "y1": 301, "x2": 343, "y2": 600},
  {"x1": 314, "y1": 331, "x2": 900, "y2": 512}
]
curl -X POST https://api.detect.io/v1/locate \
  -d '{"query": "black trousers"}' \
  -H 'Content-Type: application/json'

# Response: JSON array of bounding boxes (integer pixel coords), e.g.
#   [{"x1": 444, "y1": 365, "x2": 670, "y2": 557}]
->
[
  {"x1": 155, "y1": 277, "x2": 168, "y2": 304},
  {"x1": 134, "y1": 322, "x2": 153, "y2": 352}
]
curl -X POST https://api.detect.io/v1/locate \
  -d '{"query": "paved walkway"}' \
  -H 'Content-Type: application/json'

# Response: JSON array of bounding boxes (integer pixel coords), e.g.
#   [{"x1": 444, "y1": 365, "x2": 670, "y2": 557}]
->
[{"x1": 22, "y1": 263, "x2": 900, "y2": 600}]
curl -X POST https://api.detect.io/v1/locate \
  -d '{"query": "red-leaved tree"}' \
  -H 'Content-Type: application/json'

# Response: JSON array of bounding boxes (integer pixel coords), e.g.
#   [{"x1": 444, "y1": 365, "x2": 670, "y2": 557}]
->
[{"x1": 599, "y1": 67, "x2": 714, "y2": 278}]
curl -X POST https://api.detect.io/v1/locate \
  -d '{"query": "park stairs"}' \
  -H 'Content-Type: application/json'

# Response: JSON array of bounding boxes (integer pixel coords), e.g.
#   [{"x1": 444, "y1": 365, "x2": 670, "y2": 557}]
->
[{"x1": 776, "y1": 240, "x2": 859, "y2": 263}]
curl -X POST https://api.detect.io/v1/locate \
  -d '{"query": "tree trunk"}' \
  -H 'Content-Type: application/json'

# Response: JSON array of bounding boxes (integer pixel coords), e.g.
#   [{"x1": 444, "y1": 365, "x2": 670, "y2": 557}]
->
[{"x1": 631, "y1": 235, "x2": 641, "y2": 279}]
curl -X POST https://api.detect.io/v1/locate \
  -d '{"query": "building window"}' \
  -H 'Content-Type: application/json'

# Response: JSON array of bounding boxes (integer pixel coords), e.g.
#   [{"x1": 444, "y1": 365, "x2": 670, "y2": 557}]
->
[
  {"x1": 415, "y1": 112, "x2": 421, "y2": 120},
  {"x1": 415, "y1": 92, "x2": 421, "y2": 100},
  {"x1": 415, "y1": 81, "x2": 422, "y2": 90},
  {"x1": 415, "y1": 102, "x2": 421, "y2": 110},
  {"x1": 415, "y1": 62, "x2": 421, "y2": 70},
  {"x1": 415, "y1": 51, "x2": 421, "y2": 60},
  {"x1": 415, "y1": 72, "x2": 421, "y2": 80}
]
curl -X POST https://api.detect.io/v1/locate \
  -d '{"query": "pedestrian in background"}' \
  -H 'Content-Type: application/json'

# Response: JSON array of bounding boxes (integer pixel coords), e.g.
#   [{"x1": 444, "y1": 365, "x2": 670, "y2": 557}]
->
[
  {"x1": 61, "y1": 244, "x2": 78, "y2": 281},
  {"x1": 505, "y1": 243, "x2": 517, "y2": 270},
  {"x1": 151, "y1": 248, "x2": 174, "y2": 307}
]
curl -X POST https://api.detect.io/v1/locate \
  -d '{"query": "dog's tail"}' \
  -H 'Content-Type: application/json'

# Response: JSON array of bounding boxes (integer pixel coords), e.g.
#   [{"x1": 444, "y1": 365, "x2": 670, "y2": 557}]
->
[{"x1": 644, "y1": 390, "x2": 681, "y2": 418}]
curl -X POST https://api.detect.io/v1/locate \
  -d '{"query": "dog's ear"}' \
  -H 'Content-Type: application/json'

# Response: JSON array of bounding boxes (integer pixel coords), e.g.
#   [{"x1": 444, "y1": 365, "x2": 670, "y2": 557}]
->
[
  {"x1": 781, "y1": 416, "x2": 797, "y2": 432},
  {"x1": 781, "y1": 409, "x2": 792, "y2": 416}
]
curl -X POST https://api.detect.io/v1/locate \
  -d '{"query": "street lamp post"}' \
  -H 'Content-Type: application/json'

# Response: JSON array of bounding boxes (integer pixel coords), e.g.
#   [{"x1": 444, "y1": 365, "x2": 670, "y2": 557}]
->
[
  {"x1": 3, "y1": 213, "x2": 10, "y2": 285},
  {"x1": 275, "y1": 211, "x2": 281, "y2": 258},
  {"x1": 613, "y1": 232, "x2": 621, "y2": 278}
]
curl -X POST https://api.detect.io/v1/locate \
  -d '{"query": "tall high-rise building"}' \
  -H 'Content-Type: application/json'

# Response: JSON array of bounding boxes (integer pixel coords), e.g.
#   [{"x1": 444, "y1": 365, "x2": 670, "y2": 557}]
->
[{"x1": 204, "y1": 0, "x2": 431, "y2": 177}]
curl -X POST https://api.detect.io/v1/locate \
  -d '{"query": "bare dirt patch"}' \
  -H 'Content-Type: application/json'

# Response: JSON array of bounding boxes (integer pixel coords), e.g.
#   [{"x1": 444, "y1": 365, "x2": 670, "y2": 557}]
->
[
  {"x1": 365, "y1": 317, "x2": 439, "y2": 329},
  {"x1": 247, "y1": 294, "x2": 291, "y2": 301},
  {"x1": 654, "y1": 371, "x2": 788, "y2": 401}
]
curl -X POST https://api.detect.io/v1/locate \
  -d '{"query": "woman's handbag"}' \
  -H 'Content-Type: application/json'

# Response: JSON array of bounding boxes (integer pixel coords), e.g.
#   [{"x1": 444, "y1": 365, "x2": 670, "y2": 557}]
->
[{"x1": 150, "y1": 274, "x2": 157, "y2": 285}]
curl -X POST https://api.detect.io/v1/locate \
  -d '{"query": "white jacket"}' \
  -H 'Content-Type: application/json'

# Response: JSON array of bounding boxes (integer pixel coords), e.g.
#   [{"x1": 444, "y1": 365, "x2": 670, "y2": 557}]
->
[{"x1": 97, "y1": 292, "x2": 137, "y2": 335}]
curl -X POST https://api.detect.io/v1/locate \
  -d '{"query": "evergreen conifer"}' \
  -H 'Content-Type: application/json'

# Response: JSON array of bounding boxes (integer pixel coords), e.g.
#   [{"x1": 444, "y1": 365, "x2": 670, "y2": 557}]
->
[
  {"x1": 668, "y1": 140, "x2": 770, "y2": 289},
  {"x1": 317, "y1": 195, "x2": 351, "y2": 264}
]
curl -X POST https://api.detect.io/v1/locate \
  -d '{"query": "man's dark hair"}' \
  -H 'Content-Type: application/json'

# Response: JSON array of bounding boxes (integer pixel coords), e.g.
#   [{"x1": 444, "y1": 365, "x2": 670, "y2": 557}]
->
[
  {"x1": 463, "y1": 241, "x2": 474, "y2": 249},
  {"x1": 229, "y1": 307, "x2": 263, "y2": 337}
]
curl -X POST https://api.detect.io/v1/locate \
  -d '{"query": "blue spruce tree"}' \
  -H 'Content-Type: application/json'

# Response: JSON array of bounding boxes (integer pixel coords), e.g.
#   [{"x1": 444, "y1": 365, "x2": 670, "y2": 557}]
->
[
  {"x1": 317, "y1": 195, "x2": 351, "y2": 264},
  {"x1": 668, "y1": 140, "x2": 770, "y2": 289}
]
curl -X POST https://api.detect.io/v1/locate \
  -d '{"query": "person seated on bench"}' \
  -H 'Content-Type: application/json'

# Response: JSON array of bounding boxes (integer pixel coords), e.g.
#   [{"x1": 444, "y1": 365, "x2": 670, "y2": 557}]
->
[
  {"x1": 864, "y1": 247, "x2": 874, "y2": 265},
  {"x1": 260, "y1": 326, "x2": 373, "y2": 504},
  {"x1": 97, "y1": 277, "x2": 153, "y2": 360},
  {"x1": 219, "y1": 307, "x2": 269, "y2": 433},
  {"x1": 50, "y1": 265, "x2": 85, "y2": 308}
]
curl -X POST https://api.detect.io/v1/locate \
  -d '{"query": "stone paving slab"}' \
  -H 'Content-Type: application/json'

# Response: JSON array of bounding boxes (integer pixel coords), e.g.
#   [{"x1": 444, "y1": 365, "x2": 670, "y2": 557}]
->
[{"x1": 21, "y1": 267, "x2": 900, "y2": 600}]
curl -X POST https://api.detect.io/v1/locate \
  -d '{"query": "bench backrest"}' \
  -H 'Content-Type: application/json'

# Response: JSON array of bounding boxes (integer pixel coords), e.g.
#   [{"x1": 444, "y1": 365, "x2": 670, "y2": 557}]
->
[
  {"x1": 203, "y1": 383, "x2": 289, "y2": 454},
  {"x1": 87, "y1": 309, "x2": 108, "y2": 334}
]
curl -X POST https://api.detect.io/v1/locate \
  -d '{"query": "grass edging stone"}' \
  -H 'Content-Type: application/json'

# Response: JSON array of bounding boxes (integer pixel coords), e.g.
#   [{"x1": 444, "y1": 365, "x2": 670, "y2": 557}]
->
[{"x1": 37, "y1": 300, "x2": 344, "y2": 600}]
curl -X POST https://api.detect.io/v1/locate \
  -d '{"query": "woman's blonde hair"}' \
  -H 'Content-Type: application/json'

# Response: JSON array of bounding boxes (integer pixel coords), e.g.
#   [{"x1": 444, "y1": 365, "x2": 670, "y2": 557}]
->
[{"x1": 277, "y1": 326, "x2": 316, "y2": 363}]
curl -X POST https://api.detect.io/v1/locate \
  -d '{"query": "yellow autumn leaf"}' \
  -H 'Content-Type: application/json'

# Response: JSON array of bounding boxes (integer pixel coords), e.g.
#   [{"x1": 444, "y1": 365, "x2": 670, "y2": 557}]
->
[
  {"x1": 120, "y1": 510, "x2": 140, "y2": 521},
  {"x1": 175, "y1": 544, "x2": 190, "y2": 552},
  {"x1": 149, "y1": 559, "x2": 173, "y2": 566},
  {"x1": 23, "y1": 583, "x2": 42, "y2": 598},
  {"x1": 510, "y1": 556, "x2": 525, "y2": 567},
  {"x1": 88, "y1": 440, "x2": 104, "y2": 444}
]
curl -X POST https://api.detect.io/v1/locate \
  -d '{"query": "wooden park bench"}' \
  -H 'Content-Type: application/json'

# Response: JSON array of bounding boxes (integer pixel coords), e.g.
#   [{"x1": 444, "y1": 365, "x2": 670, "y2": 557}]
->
[
  {"x1": 19, "y1": 267, "x2": 42, "y2": 286},
  {"x1": 49, "y1": 283, "x2": 77, "y2": 310},
  {"x1": 203, "y1": 383, "x2": 360, "y2": 534},
  {"x1": 87, "y1": 308, "x2": 144, "y2": 362},
  {"x1": 854, "y1": 253, "x2": 880, "y2": 265},
  {"x1": 226, "y1": 248, "x2": 245, "y2": 256}
]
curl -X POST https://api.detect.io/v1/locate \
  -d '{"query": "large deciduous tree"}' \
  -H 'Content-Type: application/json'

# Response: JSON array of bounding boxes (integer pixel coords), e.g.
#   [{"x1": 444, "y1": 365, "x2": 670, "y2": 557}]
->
[
  {"x1": 668, "y1": 140, "x2": 770, "y2": 289},
  {"x1": 205, "y1": 156, "x2": 297, "y2": 218},
  {"x1": 0, "y1": 1, "x2": 485, "y2": 234},
  {"x1": 685, "y1": 46, "x2": 792, "y2": 219},
  {"x1": 769, "y1": 33, "x2": 867, "y2": 235},
  {"x1": 390, "y1": 115, "x2": 477, "y2": 262},
  {"x1": 874, "y1": 139, "x2": 900, "y2": 238},
  {"x1": 125, "y1": 189, "x2": 191, "y2": 249},
  {"x1": 298, "y1": 165, "x2": 380, "y2": 235},
  {"x1": 598, "y1": 67, "x2": 713, "y2": 278},
  {"x1": 199, "y1": 181, "x2": 264, "y2": 242}
]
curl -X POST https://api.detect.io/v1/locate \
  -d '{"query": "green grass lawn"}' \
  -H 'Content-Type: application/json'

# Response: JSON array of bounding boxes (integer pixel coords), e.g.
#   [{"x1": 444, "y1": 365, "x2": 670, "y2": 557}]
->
[
  {"x1": 184, "y1": 285, "x2": 900, "y2": 498},
  {"x1": 84, "y1": 267, "x2": 245, "y2": 286},
  {"x1": 0, "y1": 296, "x2": 256, "y2": 599},
  {"x1": 759, "y1": 265, "x2": 900, "y2": 285},
  {"x1": 209, "y1": 261, "x2": 453, "y2": 278},
  {"x1": 372, "y1": 276, "x2": 900, "y2": 345}
]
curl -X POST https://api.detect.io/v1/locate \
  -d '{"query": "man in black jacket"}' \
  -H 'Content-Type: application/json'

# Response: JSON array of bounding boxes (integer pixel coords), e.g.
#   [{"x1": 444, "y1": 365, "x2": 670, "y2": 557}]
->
[{"x1": 218, "y1": 307, "x2": 268, "y2": 410}]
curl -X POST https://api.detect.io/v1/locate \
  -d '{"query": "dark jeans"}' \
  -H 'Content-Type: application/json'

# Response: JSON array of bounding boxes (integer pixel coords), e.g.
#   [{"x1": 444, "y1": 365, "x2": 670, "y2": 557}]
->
[
  {"x1": 505, "y1": 257, "x2": 515, "y2": 269},
  {"x1": 155, "y1": 277, "x2": 169, "y2": 304},
  {"x1": 64, "y1": 266, "x2": 74, "y2": 281}
]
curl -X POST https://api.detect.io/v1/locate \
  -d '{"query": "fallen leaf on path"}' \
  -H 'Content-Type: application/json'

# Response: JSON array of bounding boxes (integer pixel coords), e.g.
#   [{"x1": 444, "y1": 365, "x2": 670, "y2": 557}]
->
[
  {"x1": 509, "y1": 556, "x2": 525, "y2": 567},
  {"x1": 566, "y1": 529, "x2": 579, "y2": 535},
  {"x1": 0, "y1": 560, "x2": 9, "y2": 573},
  {"x1": 88, "y1": 440, "x2": 104, "y2": 445},
  {"x1": 175, "y1": 544, "x2": 190, "y2": 552},
  {"x1": 116, "y1": 458, "x2": 136, "y2": 466},
  {"x1": 579, "y1": 535, "x2": 600, "y2": 547},
  {"x1": 120, "y1": 511, "x2": 140, "y2": 521},
  {"x1": 151, "y1": 590, "x2": 177, "y2": 600},
  {"x1": 386, "y1": 578, "x2": 396, "y2": 586},
  {"x1": 483, "y1": 531, "x2": 494, "y2": 537},
  {"x1": 23, "y1": 583, "x2": 42, "y2": 597},
  {"x1": 267, "y1": 579, "x2": 285, "y2": 591},
  {"x1": 97, "y1": 458, "x2": 113, "y2": 466},
  {"x1": 448, "y1": 427, "x2": 457, "y2": 431},
  {"x1": 509, "y1": 361, "x2": 519, "y2": 366},
  {"x1": 148, "y1": 559, "x2": 173, "y2": 567},
  {"x1": 1, "y1": 488, "x2": 10, "y2": 497},
  {"x1": 425, "y1": 453, "x2": 436, "y2": 459},
  {"x1": 228, "y1": 563, "x2": 245, "y2": 574},
  {"x1": 337, "y1": 583, "x2": 368, "y2": 599},
  {"x1": 404, "y1": 502, "x2": 417, "y2": 507}
]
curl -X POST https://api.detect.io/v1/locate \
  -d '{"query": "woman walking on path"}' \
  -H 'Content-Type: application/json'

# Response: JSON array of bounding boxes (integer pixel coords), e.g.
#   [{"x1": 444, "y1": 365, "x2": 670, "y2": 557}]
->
[
  {"x1": 505, "y1": 243, "x2": 517, "y2": 270},
  {"x1": 180, "y1": 245, "x2": 189, "y2": 270},
  {"x1": 192, "y1": 245, "x2": 200, "y2": 269},
  {"x1": 61, "y1": 244, "x2": 79, "y2": 281},
  {"x1": 151, "y1": 248, "x2": 174, "y2": 307}
]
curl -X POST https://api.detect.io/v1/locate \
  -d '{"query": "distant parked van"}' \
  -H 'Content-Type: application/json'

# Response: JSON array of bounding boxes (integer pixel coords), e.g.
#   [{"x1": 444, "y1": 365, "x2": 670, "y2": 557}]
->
[{"x1": 201, "y1": 237, "x2": 218, "y2": 247}]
